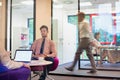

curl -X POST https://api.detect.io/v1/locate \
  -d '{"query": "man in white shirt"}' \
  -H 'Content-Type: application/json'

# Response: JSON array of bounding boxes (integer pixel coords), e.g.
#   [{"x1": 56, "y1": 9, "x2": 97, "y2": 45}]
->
[{"x1": 65, "y1": 12, "x2": 97, "y2": 73}]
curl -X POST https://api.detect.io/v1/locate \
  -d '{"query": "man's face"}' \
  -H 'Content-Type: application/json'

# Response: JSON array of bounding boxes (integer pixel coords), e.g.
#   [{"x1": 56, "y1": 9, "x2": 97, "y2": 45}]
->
[
  {"x1": 40, "y1": 28, "x2": 48, "y2": 38},
  {"x1": 78, "y1": 15, "x2": 84, "y2": 22}
]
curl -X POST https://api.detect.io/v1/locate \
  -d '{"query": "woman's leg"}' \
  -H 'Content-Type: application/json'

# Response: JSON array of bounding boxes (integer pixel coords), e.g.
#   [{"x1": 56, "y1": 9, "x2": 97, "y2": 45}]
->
[{"x1": 98, "y1": 50, "x2": 108, "y2": 64}]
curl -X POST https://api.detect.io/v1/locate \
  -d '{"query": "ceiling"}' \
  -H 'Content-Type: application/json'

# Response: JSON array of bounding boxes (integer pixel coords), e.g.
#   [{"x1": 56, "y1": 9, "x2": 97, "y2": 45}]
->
[
  {"x1": 53, "y1": 0, "x2": 119, "y2": 11},
  {"x1": 12, "y1": 0, "x2": 34, "y2": 14},
  {"x1": 11, "y1": 0, "x2": 120, "y2": 14}
]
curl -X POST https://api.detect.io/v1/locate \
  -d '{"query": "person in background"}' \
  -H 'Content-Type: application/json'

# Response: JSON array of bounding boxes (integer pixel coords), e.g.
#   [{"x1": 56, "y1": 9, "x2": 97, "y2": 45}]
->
[
  {"x1": 92, "y1": 32, "x2": 102, "y2": 65},
  {"x1": 30, "y1": 25, "x2": 57, "y2": 80},
  {"x1": 94, "y1": 32, "x2": 100, "y2": 41},
  {"x1": 92, "y1": 32, "x2": 109, "y2": 65},
  {"x1": 92, "y1": 32, "x2": 101, "y2": 55},
  {"x1": 65, "y1": 12, "x2": 97, "y2": 73}
]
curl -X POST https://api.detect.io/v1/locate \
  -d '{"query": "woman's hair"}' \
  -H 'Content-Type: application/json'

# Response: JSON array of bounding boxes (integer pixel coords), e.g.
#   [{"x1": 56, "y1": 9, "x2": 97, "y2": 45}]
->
[{"x1": 94, "y1": 32, "x2": 100, "y2": 40}]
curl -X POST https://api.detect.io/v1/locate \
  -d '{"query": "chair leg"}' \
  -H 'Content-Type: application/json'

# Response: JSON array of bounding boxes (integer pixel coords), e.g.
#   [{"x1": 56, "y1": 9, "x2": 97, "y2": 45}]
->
[
  {"x1": 96, "y1": 55, "x2": 98, "y2": 66},
  {"x1": 47, "y1": 75, "x2": 54, "y2": 80},
  {"x1": 32, "y1": 74, "x2": 38, "y2": 78},
  {"x1": 31, "y1": 71, "x2": 43, "y2": 79}
]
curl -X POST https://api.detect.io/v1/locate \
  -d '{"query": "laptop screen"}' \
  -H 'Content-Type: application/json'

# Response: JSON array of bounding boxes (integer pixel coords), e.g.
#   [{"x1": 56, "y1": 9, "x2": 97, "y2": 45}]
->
[{"x1": 14, "y1": 50, "x2": 32, "y2": 62}]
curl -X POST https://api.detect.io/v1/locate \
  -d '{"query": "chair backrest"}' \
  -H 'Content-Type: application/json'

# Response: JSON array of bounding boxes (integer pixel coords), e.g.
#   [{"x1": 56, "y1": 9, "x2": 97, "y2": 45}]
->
[{"x1": 50, "y1": 57, "x2": 59, "y2": 71}]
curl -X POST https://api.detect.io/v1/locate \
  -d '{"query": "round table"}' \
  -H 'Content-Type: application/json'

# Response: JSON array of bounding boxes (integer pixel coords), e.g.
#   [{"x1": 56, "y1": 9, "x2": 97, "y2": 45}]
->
[{"x1": 27, "y1": 60, "x2": 52, "y2": 80}]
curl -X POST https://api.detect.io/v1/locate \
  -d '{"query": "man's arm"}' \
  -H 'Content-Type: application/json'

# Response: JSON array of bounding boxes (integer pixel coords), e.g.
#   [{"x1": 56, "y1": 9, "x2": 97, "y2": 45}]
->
[
  {"x1": 47, "y1": 40, "x2": 57, "y2": 57},
  {"x1": 30, "y1": 40, "x2": 37, "y2": 55}
]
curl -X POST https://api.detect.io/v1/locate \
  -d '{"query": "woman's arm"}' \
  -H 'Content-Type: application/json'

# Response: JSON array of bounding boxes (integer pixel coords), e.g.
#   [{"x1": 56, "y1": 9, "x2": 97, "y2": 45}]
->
[{"x1": 0, "y1": 49, "x2": 30, "y2": 69}]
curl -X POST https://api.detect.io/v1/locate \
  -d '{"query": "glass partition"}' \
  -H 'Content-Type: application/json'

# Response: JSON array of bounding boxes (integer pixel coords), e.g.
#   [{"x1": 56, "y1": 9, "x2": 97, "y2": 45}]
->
[
  {"x1": 52, "y1": 0, "x2": 120, "y2": 70},
  {"x1": 11, "y1": 0, "x2": 34, "y2": 58},
  {"x1": 52, "y1": 0, "x2": 78, "y2": 64},
  {"x1": 79, "y1": 0, "x2": 120, "y2": 70}
]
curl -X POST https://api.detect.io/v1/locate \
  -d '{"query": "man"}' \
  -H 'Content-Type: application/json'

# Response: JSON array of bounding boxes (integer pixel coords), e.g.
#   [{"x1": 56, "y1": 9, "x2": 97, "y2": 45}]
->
[
  {"x1": 65, "y1": 12, "x2": 97, "y2": 73},
  {"x1": 31, "y1": 25, "x2": 57, "y2": 80}
]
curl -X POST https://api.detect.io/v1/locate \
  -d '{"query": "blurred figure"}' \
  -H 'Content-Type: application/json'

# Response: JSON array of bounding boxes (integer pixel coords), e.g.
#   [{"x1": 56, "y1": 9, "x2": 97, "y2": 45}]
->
[
  {"x1": 65, "y1": 12, "x2": 97, "y2": 73},
  {"x1": 92, "y1": 32, "x2": 108, "y2": 65}
]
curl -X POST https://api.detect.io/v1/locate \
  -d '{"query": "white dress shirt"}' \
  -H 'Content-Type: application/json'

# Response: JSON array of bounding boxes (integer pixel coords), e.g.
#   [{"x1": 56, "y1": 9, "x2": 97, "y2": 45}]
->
[{"x1": 78, "y1": 20, "x2": 94, "y2": 40}]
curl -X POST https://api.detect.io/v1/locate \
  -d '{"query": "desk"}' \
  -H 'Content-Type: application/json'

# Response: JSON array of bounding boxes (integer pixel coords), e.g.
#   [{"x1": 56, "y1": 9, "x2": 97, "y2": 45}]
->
[
  {"x1": 100, "y1": 46, "x2": 120, "y2": 63},
  {"x1": 100, "y1": 45, "x2": 120, "y2": 50},
  {"x1": 107, "y1": 50, "x2": 120, "y2": 63}
]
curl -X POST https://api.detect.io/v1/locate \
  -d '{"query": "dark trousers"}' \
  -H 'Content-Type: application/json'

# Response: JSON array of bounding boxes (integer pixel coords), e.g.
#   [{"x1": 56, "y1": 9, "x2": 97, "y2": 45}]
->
[
  {"x1": 71, "y1": 38, "x2": 96, "y2": 71},
  {"x1": 40, "y1": 57, "x2": 54, "y2": 80}
]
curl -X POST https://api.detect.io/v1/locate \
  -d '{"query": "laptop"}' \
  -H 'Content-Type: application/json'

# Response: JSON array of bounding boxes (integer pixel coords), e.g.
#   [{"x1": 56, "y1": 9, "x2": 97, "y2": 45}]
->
[{"x1": 14, "y1": 50, "x2": 33, "y2": 63}]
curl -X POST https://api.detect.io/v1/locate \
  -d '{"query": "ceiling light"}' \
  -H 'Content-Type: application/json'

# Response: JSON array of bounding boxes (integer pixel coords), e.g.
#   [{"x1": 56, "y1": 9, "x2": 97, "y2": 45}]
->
[
  {"x1": 0, "y1": 2, "x2": 2, "y2": 6},
  {"x1": 80, "y1": 2, "x2": 92, "y2": 6},
  {"x1": 64, "y1": 1, "x2": 73, "y2": 4},
  {"x1": 53, "y1": 0, "x2": 58, "y2": 2},
  {"x1": 53, "y1": 4, "x2": 63, "y2": 8},
  {"x1": 21, "y1": 0, "x2": 33, "y2": 5}
]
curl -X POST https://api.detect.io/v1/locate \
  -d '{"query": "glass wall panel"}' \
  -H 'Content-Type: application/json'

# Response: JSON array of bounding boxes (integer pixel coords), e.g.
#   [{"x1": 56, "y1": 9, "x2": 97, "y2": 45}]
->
[
  {"x1": 52, "y1": 0, "x2": 120, "y2": 70},
  {"x1": 79, "y1": 0, "x2": 120, "y2": 69},
  {"x1": 11, "y1": 0, "x2": 34, "y2": 58},
  {"x1": 53, "y1": 0, "x2": 78, "y2": 64}
]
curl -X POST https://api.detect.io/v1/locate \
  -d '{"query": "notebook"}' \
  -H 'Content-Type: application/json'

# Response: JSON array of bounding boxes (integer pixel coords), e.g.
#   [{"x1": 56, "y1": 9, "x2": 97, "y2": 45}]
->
[{"x1": 14, "y1": 50, "x2": 33, "y2": 63}]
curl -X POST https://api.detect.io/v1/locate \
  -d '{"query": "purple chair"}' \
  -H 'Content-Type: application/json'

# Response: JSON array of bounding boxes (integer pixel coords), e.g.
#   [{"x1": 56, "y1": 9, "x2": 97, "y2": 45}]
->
[
  {"x1": 31, "y1": 66, "x2": 44, "y2": 78},
  {"x1": 49, "y1": 57, "x2": 59, "y2": 71},
  {"x1": 46, "y1": 57, "x2": 59, "y2": 80},
  {"x1": 0, "y1": 63, "x2": 31, "y2": 80}
]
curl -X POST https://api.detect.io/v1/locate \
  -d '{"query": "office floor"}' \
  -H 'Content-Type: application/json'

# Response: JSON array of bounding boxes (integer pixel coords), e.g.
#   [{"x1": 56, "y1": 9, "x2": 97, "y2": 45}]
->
[
  {"x1": 31, "y1": 75, "x2": 114, "y2": 80},
  {"x1": 80, "y1": 60, "x2": 120, "y2": 70},
  {"x1": 31, "y1": 61, "x2": 120, "y2": 80}
]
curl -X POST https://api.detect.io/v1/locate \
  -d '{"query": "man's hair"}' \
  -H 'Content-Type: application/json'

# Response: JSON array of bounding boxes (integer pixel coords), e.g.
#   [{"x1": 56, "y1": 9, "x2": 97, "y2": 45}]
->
[
  {"x1": 78, "y1": 12, "x2": 85, "y2": 18},
  {"x1": 40, "y1": 25, "x2": 48, "y2": 31},
  {"x1": 94, "y1": 32, "x2": 100, "y2": 39}
]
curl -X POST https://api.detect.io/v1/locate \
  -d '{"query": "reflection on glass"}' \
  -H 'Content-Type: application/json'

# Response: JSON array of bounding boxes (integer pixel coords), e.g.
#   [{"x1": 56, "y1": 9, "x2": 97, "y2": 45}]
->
[
  {"x1": 98, "y1": 3, "x2": 113, "y2": 43},
  {"x1": 53, "y1": 0, "x2": 78, "y2": 64},
  {"x1": 28, "y1": 18, "x2": 34, "y2": 45}
]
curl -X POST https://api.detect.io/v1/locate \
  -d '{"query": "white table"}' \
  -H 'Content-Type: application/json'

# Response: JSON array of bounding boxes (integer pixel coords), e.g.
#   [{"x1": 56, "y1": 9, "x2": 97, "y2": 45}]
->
[
  {"x1": 27, "y1": 60, "x2": 52, "y2": 66},
  {"x1": 27, "y1": 60, "x2": 52, "y2": 80}
]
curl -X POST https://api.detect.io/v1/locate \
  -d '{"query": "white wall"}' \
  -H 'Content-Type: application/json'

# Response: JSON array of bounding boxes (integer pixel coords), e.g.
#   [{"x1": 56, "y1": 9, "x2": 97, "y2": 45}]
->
[
  {"x1": 53, "y1": 8, "x2": 64, "y2": 64},
  {"x1": 11, "y1": 10, "x2": 30, "y2": 58},
  {"x1": 12, "y1": 10, "x2": 33, "y2": 28},
  {"x1": 53, "y1": 8, "x2": 77, "y2": 64}
]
